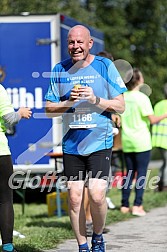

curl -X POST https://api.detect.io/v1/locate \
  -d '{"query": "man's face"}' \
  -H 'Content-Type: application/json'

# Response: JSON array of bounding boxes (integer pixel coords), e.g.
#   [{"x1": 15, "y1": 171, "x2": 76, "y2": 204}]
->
[{"x1": 67, "y1": 27, "x2": 93, "y2": 63}]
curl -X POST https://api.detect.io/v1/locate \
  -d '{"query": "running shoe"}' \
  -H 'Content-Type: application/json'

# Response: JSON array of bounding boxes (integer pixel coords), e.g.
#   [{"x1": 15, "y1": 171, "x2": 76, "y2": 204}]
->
[
  {"x1": 102, "y1": 227, "x2": 110, "y2": 234},
  {"x1": 91, "y1": 237, "x2": 106, "y2": 252},
  {"x1": 106, "y1": 197, "x2": 116, "y2": 209},
  {"x1": 120, "y1": 206, "x2": 130, "y2": 214},
  {"x1": 79, "y1": 247, "x2": 90, "y2": 252},
  {"x1": 132, "y1": 206, "x2": 146, "y2": 217}
]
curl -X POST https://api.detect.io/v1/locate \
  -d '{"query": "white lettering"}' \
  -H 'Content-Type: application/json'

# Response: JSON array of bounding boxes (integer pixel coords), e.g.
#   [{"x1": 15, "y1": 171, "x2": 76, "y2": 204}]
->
[
  {"x1": 20, "y1": 87, "x2": 34, "y2": 107},
  {"x1": 35, "y1": 88, "x2": 42, "y2": 109},
  {"x1": 13, "y1": 88, "x2": 19, "y2": 109},
  {"x1": 6, "y1": 87, "x2": 43, "y2": 109}
]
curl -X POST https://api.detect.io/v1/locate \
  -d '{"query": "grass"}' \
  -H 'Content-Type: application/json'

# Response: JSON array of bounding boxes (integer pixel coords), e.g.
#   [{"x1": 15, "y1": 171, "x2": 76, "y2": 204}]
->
[
  {"x1": 2, "y1": 168, "x2": 167, "y2": 252},
  {"x1": 12, "y1": 205, "x2": 73, "y2": 252}
]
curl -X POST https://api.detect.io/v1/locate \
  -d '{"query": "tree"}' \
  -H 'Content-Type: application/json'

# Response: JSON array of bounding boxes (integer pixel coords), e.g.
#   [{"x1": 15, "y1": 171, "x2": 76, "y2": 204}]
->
[
  {"x1": 0, "y1": 0, "x2": 166, "y2": 104},
  {"x1": 124, "y1": 0, "x2": 167, "y2": 104}
]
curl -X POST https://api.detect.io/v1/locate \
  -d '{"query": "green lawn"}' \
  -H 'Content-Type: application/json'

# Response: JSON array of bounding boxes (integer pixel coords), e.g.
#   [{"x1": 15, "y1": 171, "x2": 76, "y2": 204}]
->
[{"x1": 3, "y1": 168, "x2": 167, "y2": 252}]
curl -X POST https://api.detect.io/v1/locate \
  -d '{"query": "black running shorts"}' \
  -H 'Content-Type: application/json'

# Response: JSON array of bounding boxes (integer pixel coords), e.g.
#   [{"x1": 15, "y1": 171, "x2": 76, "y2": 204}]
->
[{"x1": 63, "y1": 148, "x2": 112, "y2": 181}]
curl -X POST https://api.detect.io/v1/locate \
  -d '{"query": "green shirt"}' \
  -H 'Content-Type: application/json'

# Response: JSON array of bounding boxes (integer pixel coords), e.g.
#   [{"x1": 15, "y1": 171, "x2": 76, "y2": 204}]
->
[
  {"x1": 0, "y1": 84, "x2": 14, "y2": 155},
  {"x1": 121, "y1": 90, "x2": 154, "y2": 152},
  {"x1": 152, "y1": 100, "x2": 167, "y2": 149}
]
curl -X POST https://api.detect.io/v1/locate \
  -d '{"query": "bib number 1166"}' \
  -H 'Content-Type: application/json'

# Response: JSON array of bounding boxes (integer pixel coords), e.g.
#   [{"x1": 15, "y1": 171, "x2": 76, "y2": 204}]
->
[{"x1": 72, "y1": 113, "x2": 92, "y2": 122}]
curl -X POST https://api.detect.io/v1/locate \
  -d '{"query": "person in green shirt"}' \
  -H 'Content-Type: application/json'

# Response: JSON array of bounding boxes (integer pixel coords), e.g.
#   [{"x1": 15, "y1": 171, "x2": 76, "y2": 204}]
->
[
  {"x1": 0, "y1": 84, "x2": 32, "y2": 252},
  {"x1": 120, "y1": 68, "x2": 167, "y2": 217},
  {"x1": 152, "y1": 83, "x2": 167, "y2": 191}
]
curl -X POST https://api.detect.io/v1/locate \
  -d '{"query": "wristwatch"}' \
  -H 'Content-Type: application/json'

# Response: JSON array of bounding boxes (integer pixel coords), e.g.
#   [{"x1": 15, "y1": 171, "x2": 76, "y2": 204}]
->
[{"x1": 94, "y1": 96, "x2": 100, "y2": 105}]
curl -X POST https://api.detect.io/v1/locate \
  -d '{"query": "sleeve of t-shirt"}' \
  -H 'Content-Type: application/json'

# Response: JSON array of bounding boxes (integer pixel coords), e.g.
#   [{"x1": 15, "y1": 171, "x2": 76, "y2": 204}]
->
[
  {"x1": 140, "y1": 94, "x2": 154, "y2": 116},
  {"x1": 0, "y1": 85, "x2": 14, "y2": 117},
  {"x1": 154, "y1": 101, "x2": 164, "y2": 116},
  {"x1": 106, "y1": 61, "x2": 127, "y2": 98}
]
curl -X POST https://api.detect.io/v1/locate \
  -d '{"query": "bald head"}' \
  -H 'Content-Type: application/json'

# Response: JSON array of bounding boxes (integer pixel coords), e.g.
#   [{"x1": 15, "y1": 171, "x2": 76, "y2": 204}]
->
[
  {"x1": 67, "y1": 25, "x2": 94, "y2": 64},
  {"x1": 68, "y1": 25, "x2": 91, "y2": 40}
]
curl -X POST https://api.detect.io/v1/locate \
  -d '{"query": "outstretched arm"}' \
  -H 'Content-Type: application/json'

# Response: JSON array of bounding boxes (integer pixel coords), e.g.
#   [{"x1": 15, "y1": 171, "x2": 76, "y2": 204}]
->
[
  {"x1": 148, "y1": 113, "x2": 167, "y2": 124},
  {"x1": 2, "y1": 108, "x2": 32, "y2": 125}
]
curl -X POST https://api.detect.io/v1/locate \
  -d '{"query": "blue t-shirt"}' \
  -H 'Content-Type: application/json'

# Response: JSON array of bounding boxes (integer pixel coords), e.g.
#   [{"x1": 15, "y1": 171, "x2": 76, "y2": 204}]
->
[{"x1": 45, "y1": 56, "x2": 127, "y2": 155}]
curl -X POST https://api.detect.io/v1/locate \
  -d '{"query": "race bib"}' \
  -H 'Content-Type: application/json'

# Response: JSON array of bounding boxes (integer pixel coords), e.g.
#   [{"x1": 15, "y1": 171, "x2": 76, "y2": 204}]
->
[{"x1": 69, "y1": 107, "x2": 97, "y2": 129}]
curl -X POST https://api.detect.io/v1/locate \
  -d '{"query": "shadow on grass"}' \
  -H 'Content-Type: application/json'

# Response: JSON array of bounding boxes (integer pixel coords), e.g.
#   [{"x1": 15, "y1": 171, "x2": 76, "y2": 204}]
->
[
  {"x1": 26, "y1": 220, "x2": 72, "y2": 230},
  {"x1": 25, "y1": 213, "x2": 49, "y2": 218}
]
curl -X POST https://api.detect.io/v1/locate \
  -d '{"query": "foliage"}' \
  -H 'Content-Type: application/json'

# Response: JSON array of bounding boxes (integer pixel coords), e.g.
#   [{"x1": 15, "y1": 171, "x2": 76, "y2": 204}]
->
[
  {"x1": 124, "y1": 0, "x2": 167, "y2": 104},
  {"x1": 0, "y1": 0, "x2": 167, "y2": 104}
]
